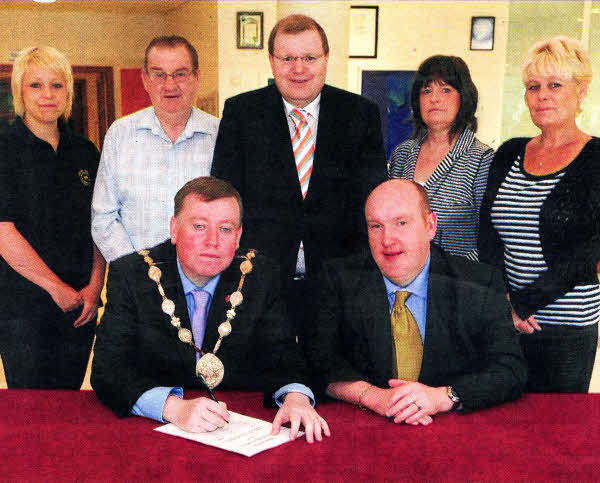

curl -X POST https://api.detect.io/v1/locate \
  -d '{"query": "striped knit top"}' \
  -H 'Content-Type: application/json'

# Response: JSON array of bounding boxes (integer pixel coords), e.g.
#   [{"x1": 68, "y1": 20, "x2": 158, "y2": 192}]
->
[
  {"x1": 491, "y1": 156, "x2": 600, "y2": 326},
  {"x1": 389, "y1": 128, "x2": 494, "y2": 260}
]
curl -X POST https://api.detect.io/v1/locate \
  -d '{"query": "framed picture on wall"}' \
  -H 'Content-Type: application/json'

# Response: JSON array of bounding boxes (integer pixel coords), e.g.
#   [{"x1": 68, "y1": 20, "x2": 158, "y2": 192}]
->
[
  {"x1": 237, "y1": 11, "x2": 263, "y2": 49},
  {"x1": 349, "y1": 6, "x2": 378, "y2": 58},
  {"x1": 470, "y1": 16, "x2": 495, "y2": 51}
]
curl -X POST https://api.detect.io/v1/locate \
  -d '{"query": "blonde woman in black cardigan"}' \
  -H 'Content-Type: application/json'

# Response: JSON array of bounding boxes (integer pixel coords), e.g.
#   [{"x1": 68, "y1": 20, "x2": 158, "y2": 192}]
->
[{"x1": 479, "y1": 37, "x2": 600, "y2": 393}]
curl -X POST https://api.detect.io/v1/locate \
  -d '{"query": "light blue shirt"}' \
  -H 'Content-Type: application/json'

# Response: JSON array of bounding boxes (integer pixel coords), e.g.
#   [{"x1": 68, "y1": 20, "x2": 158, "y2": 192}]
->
[
  {"x1": 132, "y1": 259, "x2": 314, "y2": 422},
  {"x1": 383, "y1": 254, "x2": 431, "y2": 343},
  {"x1": 91, "y1": 106, "x2": 220, "y2": 262},
  {"x1": 178, "y1": 260, "x2": 220, "y2": 331}
]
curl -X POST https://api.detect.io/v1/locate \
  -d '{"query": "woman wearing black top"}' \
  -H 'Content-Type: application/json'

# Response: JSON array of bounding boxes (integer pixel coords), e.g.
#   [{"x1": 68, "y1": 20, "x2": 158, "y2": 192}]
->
[
  {"x1": 479, "y1": 37, "x2": 600, "y2": 392},
  {"x1": 0, "y1": 46, "x2": 105, "y2": 388}
]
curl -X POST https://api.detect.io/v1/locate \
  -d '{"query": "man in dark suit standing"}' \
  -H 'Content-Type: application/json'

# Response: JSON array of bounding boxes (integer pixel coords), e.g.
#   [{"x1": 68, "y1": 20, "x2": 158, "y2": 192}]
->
[
  {"x1": 92, "y1": 177, "x2": 329, "y2": 443},
  {"x1": 211, "y1": 14, "x2": 387, "y2": 340},
  {"x1": 304, "y1": 179, "x2": 526, "y2": 425}
]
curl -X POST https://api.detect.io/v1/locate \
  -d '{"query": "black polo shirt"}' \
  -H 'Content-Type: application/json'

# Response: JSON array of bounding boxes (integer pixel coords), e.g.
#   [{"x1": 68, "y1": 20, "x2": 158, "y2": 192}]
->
[{"x1": 0, "y1": 117, "x2": 100, "y2": 318}]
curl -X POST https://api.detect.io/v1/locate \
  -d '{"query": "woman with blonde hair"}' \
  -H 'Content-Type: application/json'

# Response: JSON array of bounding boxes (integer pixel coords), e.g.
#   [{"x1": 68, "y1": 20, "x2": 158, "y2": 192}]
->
[
  {"x1": 479, "y1": 36, "x2": 600, "y2": 392},
  {"x1": 0, "y1": 46, "x2": 105, "y2": 388}
]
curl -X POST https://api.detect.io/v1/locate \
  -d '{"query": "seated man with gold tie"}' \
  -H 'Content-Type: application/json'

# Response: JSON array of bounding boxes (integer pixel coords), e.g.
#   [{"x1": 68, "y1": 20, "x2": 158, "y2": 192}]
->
[
  {"x1": 304, "y1": 179, "x2": 526, "y2": 425},
  {"x1": 92, "y1": 176, "x2": 329, "y2": 443}
]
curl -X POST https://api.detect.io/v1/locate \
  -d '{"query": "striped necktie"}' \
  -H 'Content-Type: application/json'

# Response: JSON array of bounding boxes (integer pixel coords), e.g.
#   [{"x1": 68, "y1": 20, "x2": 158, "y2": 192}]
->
[
  {"x1": 390, "y1": 291, "x2": 423, "y2": 380},
  {"x1": 290, "y1": 108, "x2": 314, "y2": 199}
]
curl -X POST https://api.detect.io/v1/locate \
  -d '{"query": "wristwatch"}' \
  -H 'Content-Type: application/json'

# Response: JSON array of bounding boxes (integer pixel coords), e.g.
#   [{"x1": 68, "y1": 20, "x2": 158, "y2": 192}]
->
[{"x1": 447, "y1": 386, "x2": 461, "y2": 410}]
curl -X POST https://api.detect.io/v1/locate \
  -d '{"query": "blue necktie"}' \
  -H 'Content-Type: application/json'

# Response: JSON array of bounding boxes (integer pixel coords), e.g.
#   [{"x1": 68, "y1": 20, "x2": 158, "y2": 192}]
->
[{"x1": 191, "y1": 289, "x2": 211, "y2": 359}]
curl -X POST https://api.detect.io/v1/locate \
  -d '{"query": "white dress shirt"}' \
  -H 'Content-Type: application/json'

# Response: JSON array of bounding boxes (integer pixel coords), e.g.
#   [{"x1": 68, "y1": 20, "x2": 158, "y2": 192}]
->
[{"x1": 91, "y1": 106, "x2": 219, "y2": 262}]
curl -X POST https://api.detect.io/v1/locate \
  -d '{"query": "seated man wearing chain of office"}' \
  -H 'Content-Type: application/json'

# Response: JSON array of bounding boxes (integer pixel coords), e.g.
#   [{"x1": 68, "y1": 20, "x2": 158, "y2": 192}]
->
[{"x1": 92, "y1": 176, "x2": 329, "y2": 442}]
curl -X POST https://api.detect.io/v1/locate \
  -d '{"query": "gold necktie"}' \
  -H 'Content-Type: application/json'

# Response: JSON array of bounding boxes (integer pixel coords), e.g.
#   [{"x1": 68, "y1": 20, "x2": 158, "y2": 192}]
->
[{"x1": 390, "y1": 291, "x2": 423, "y2": 380}]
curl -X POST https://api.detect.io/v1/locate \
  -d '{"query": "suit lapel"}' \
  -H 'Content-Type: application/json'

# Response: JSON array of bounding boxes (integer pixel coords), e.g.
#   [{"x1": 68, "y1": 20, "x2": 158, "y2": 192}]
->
[
  {"x1": 420, "y1": 247, "x2": 456, "y2": 382},
  {"x1": 424, "y1": 128, "x2": 474, "y2": 199},
  {"x1": 263, "y1": 86, "x2": 304, "y2": 203},
  {"x1": 358, "y1": 257, "x2": 395, "y2": 381},
  {"x1": 202, "y1": 260, "x2": 240, "y2": 354},
  {"x1": 308, "y1": 85, "x2": 335, "y2": 203},
  {"x1": 152, "y1": 243, "x2": 197, "y2": 375}
]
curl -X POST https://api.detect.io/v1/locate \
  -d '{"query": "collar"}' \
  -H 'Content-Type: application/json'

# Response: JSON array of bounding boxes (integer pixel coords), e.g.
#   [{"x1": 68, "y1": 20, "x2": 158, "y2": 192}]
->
[
  {"x1": 383, "y1": 253, "x2": 431, "y2": 299},
  {"x1": 136, "y1": 106, "x2": 211, "y2": 141},
  {"x1": 411, "y1": 127, "x2": 475, "y2": 160},
  {"x1": 12, "y1": 116, "x2": 73, "y2": 148},
  {"x1": 282, "y1": 93, "x2": 321, "y2": 120},
  {"x1": 176, "y1": 258, "x2": 221, "y2": 298}
]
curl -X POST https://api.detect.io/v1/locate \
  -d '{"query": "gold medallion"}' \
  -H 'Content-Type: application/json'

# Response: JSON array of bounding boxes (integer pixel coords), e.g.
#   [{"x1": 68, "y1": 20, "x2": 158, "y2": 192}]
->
[
  {"x1": 148, "y1": 265, "x2": 162, "y2": 282},
  {"x1": 178, "y1": 328, "x2": 192, "y2": 343},
  {"x1": 229, "y1": 291, "x2": 243, "y2": 307},
  {"x1": 196, "y1": 353, "x2": 224, "y2": 389},
  {"x1": 240, "y1": 260, "x2": 253, "y2": 274},
  {"x1": 161, "y1": 298, "x2": 175, "y2": 316},
  {"x1": 218, "y1": 321, "x2": 232, "y2": 337}
]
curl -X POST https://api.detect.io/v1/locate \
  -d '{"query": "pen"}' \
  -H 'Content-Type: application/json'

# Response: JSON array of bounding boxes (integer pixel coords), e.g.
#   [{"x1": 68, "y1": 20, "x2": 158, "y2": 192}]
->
[{"x1": 198, "y1": 374, "x2": 229, "y2": 423}]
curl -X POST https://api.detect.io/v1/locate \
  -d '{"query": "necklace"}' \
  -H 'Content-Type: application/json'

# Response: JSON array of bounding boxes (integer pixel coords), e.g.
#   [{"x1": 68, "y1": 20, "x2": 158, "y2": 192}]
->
[{"x1": 138, "y1": 248, "x2": 255, "y2": 389}]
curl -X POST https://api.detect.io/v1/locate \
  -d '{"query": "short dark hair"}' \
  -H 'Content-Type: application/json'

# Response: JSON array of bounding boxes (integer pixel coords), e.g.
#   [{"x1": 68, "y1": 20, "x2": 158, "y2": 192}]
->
[
  {"x1": 268, "y1": 14, "x2": 329, "y2": 56},
  {"x1": 410, "y1": 55, "x2": 478, "y2": 141},
  {"x1": 174, "y1": 176, "x2": 243, "y2": 224},
  {"x1": 144, "y1": 35, "x2": 199, "y2": 72}
]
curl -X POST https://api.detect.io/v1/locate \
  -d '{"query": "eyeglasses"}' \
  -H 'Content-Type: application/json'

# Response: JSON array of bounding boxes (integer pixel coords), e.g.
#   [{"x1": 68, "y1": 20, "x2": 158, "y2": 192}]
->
[
  {"x1": 147, "y1": 70, "x2": 193, "y2": 84},
  {"x1": 271, "y1": 54, "x2": 326, "y2": 66}
]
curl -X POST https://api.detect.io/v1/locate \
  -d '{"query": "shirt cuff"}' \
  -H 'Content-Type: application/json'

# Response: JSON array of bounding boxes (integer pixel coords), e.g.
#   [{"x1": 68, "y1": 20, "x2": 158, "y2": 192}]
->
[
  {"x1": 272, "y1": 383, "x2": 315, "y2": 407},
  {"x1": 131, "y1": 387, "x2": 183, "y2": 422}
]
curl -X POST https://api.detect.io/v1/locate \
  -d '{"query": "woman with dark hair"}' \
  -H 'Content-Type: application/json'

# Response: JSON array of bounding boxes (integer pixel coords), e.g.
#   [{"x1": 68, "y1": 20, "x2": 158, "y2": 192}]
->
[
  {"x1": 479, "y1": 37, "x2": 599, "y2": 392},
  {"x1": 389, "y1": 55, "x2": 493, "y2": 260}
]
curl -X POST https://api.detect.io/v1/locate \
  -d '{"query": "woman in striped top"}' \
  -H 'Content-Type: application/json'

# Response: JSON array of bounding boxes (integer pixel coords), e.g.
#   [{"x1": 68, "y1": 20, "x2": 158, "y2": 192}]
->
[
  {"x1": 389, "y1": 56, "x2": 494, "y2": 260},
  {"x1": 479, "y1": 37, "x2": 600, "y2": 392}
]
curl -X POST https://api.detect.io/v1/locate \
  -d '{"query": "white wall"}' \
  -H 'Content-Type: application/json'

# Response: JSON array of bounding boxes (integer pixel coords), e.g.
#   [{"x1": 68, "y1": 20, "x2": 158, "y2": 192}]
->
[
  {"x1": 217, "y1": 1, "x2": 278, "y2": 114},
  {"x1": 346, "y1": 0, "x2": 511, "y2": 149}
]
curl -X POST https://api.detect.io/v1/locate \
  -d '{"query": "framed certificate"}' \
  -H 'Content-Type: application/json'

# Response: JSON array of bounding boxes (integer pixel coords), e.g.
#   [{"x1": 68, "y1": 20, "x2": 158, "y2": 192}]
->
[
  {"x1": 349, "y1": 6, "x2": 378, "y2": 58},
  {"x1": 237, "y1": 11, "x2": 263, "y2": 49}
]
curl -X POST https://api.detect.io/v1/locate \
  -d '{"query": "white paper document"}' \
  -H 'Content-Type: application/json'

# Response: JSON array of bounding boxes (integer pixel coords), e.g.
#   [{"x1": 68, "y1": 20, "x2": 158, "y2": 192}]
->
[{"x1": 154, "y1": 411, "x2": 302, "y2": 457}]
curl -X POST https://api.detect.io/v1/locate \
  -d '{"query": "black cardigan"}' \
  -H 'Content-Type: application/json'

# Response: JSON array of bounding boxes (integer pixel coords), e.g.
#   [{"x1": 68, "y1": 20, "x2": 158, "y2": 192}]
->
[{"x1": 478, "y1": 137, "x2": 600, "y2": 320}]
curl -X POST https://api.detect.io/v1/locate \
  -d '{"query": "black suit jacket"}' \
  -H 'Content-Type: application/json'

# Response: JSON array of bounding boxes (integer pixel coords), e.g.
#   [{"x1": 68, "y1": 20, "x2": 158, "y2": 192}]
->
[
  {"x1": 211, "y1": 84, "x2": 387, "y2": 283},
  {"x1": 304, "y1": 245, "x2": 527, "y2": 411},
  {"x1": 91, "y1": 241, "x2": 311, "y2": 417}
]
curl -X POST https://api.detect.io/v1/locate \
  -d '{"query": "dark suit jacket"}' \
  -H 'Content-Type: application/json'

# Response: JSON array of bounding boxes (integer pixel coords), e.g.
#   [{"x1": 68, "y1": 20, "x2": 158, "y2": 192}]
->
[
  {"x1": 91, "y1": 241, "x2": 311, "y2": 417},
  {"x1": 211, "y1": 84, "x2": 387, "y2": 283},
  {"x1": 304, "y1": 245, "x2": 527, "y2": 411}
]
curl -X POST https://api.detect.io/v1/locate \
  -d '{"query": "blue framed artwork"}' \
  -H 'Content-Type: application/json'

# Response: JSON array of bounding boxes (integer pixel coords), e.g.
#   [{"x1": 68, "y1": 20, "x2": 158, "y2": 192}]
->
[{"x1": 361, "y1": 70, "x2": 415, "y2": 160}]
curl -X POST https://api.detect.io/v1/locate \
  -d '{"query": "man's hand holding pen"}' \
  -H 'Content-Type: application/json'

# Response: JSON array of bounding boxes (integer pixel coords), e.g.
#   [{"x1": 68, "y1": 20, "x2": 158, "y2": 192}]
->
[{"x1": 162, "y1": 395, "x2": 230, "y2": 433}]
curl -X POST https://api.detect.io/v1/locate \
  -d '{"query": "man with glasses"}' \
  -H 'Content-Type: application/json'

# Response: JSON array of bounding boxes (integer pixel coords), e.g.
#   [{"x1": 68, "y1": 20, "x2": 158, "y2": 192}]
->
[
  {"x1": 212, "y1": 15, "x2": 387, "y2": 341},
  {"x1": 92, "y1": 36, "x2": 219, "y2": 263}
]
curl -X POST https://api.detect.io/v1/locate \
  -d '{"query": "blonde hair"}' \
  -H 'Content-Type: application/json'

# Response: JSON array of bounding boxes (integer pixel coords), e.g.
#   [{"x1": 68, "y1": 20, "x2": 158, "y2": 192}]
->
[
  {"x1": 522, "y1": 36, "x2": 592, "y2": 87},
  {"x1": 11, "y1": 46, "x2": 74, "y2": 120}
]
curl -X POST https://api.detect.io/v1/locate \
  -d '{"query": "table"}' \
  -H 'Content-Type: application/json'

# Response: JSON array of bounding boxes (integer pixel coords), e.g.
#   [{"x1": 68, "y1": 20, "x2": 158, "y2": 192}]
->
[{"x1": 1, "y1": 390, "x2": 599, "y2": 482}]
